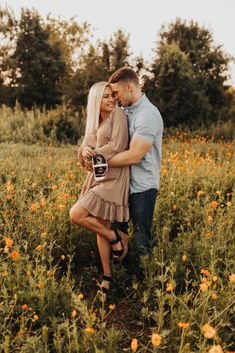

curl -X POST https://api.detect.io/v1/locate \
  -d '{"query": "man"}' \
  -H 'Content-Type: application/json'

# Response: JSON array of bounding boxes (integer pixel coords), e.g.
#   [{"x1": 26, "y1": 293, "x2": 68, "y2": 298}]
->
[{"x1": 108, "y1": 67, "x2": 163, "y2": 255}]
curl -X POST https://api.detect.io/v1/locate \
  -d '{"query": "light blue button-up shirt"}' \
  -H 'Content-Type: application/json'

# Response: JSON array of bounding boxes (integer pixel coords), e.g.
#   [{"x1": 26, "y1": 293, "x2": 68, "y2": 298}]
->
[{"x1": 125, "y1": 94, "x2": 163, "y2": 194}]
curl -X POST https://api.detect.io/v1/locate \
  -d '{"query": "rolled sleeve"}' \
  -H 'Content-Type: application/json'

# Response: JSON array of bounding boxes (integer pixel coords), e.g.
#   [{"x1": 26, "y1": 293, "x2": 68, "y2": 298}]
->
[{"x1": 133, "y1": 112, "x2": 158, "y2": 143}]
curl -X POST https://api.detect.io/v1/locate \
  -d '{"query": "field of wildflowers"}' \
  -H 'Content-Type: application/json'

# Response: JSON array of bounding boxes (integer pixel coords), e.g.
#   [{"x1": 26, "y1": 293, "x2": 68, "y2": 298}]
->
[{"x1": 0, "y1": 134, "x2": 234, "y2": 352}]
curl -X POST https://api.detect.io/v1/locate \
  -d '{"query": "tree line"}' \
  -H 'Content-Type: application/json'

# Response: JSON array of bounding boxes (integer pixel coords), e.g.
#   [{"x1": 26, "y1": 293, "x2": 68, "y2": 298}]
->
[{"x1": 0, "y1": 7, "x2": 234, "y2": 128}]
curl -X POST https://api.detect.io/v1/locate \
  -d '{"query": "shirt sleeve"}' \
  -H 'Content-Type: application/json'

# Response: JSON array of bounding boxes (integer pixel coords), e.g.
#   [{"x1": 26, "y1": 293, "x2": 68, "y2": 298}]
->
[
  {"x1": 95, "y1": 109, "x2": 129, "y2": 161},
  {"x1": 133, "y1": 111, "x2": 159, "y2": 143}
]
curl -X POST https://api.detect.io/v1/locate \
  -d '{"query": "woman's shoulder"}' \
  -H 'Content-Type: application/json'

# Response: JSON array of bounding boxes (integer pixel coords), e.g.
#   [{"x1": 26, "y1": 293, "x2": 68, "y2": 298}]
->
[{"x1": 110, "y1": 106, "x2": 127, "y2": 119}]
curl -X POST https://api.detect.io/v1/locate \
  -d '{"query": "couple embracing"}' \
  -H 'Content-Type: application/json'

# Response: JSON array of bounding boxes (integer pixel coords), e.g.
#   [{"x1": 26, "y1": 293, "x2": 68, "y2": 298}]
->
[{"x1": 70, "y1": 67, "x2": 163, "y2": 294}]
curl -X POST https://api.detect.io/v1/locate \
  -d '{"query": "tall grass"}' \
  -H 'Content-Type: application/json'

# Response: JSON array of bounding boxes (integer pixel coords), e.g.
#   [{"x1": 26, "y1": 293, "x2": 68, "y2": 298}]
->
[
  {"x1": 0, "y1": 105, "x2": 85, "y2": 145},
  {"x1": 0, "y1": 105, "x2": 235, "y2": 145},
  {"x1": 0, "y1": 136, "x2": 234, "y2": 352}
]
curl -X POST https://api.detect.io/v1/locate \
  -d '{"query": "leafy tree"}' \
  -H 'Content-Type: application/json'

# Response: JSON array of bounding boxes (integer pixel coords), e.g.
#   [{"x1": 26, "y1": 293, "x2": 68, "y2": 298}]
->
[
  {"x1": 66, "y1": 29, "x2": 131, "y2": 111},
  {"x1": 66, "y1": 44, "x2": 108, "y2": 110},
  {"x1": 144, "y1": 19, "x2": 232, "y2": 127},
  {"x1": 12, "y1": 8, "x2": 67, "y2": 108},
  {"x1": 0, "y1": 6, "x2": 18, "y2": 106},
  {"x1": 0, "y1": 7, "x2": 91, "y2": 109},
  {"x1": 109, "y1": 29, "x2": 130, "y2": 71}
]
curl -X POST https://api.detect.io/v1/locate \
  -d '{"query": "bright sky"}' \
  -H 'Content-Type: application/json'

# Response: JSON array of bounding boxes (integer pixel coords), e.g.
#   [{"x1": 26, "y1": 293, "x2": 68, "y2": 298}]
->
[{"x1": 3, "y1": 0, "x2": 235, "y2": 84}]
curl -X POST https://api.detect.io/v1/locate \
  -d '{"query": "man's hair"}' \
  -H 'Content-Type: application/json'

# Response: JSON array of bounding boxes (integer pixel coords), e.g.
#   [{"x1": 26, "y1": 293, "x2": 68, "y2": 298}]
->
[{"x1": 109, "y1": 66, "x2": 139, "y2": 85}]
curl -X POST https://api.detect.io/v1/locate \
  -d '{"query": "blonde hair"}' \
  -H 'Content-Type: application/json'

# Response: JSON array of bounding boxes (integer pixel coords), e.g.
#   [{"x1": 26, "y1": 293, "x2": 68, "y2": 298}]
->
[{"x1": 85, "y1": 81, "x2": 109, "y2": 136}]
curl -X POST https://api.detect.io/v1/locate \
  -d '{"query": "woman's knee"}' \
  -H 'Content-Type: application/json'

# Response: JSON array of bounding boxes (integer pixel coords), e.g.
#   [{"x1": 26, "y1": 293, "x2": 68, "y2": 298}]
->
[{"x1": 69, "y1": 205, "x2": 83, "y2": 225}]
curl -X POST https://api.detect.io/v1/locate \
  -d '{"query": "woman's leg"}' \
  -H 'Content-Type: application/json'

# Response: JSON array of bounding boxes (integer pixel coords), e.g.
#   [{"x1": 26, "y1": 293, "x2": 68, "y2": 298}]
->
[
  {"x1": 69, "y1": 204, "x2": 122, "y2": 253},
  {"x1": 97, "y1": 219, "x2": 112, "y2": 291}
]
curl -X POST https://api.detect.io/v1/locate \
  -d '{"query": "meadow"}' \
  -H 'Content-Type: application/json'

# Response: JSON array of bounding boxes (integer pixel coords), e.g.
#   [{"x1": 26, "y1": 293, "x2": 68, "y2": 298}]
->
[{"x1": 0, "y1": 133, "x2": 234, "y2": 352}]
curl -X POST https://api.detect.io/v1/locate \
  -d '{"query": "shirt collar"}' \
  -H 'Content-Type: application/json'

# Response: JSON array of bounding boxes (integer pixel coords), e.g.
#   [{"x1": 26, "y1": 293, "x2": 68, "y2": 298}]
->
[{"x1": 124, "y1": 93, "x2": 146, "y2": 116}]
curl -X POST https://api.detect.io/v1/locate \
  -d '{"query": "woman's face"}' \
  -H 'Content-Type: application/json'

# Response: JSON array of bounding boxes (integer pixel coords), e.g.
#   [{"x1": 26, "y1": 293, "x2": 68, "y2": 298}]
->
[{"x1": 100, "y1": 86, "x2": 116, "y2": 114}]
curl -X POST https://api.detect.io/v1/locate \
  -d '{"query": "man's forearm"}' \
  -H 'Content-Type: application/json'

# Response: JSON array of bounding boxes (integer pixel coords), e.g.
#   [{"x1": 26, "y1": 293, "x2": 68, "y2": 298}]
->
[{"x1": 108, "y1": 149, "x2": 139, "y2": 167}]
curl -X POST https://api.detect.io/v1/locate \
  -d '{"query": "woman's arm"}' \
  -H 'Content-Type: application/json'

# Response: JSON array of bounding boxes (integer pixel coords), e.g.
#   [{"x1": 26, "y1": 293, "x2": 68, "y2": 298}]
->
[
  {"x1": 95, "y1": 109, "x2": 129, "y2": 161},
  {"x1": 77, "y1": 133, "x2": 96, "y2": 167}
]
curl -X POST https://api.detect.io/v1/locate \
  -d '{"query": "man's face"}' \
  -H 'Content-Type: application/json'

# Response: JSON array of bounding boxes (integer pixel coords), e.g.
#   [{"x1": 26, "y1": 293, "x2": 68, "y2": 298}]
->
[{"x1": 110, "y1": 81, "x2": 132, "y2": 107}]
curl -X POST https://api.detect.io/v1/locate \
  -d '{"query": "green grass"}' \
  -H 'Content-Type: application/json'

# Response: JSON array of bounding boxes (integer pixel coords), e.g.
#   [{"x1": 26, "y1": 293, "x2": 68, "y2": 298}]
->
[{"x1": 0, "y1": 138, "x2": 234, "y2": 352}]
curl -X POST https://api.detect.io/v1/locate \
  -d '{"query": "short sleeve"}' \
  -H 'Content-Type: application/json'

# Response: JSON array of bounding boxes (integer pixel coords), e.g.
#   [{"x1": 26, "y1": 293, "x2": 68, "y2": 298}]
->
[{"x1": 133, "y1": 111, "x2": 159, "y2": 143}]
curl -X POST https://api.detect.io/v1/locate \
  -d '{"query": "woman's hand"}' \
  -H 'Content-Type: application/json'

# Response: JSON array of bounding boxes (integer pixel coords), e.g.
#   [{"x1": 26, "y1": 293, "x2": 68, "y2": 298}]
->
[
  {"x1": 82, "y1": 145, "x2": 95, "y2": 159},
  {"x1": 84, "y1": 160, "x2": 93, "y2": 172}
]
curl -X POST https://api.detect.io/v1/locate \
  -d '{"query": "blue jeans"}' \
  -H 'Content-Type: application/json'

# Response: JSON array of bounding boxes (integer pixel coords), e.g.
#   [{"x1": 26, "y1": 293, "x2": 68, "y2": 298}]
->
[
  {"x1": 112, "y1": 188, "x2": 158, "y2": 255},
  {"x1": 130, "y1": 188, "x2": 158, "y2": 254}
]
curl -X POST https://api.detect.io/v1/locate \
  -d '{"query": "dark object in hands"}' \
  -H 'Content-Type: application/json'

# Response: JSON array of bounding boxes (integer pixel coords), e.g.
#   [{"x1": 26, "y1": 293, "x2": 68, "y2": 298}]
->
[{"x1": 92, "y1": 154, "x2": 108, "y2": 181}]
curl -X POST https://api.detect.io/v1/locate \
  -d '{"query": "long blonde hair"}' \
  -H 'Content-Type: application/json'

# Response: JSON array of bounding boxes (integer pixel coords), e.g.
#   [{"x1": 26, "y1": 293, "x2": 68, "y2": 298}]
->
[{"x1": 85, "y1": 81, "x2": 109, "y2": 136}]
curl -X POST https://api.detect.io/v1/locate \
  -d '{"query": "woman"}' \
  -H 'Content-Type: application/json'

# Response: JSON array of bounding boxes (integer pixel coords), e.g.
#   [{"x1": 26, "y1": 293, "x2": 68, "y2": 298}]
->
[{"x1": 70, "y1": 82, "x2": 129, "y2": 294}]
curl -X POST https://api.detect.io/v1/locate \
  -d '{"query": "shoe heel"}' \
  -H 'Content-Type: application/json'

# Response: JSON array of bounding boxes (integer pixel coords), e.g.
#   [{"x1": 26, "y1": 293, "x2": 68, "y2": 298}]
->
[{"x1": 118, "y1": 231, "x2": 129, "y2": 262}]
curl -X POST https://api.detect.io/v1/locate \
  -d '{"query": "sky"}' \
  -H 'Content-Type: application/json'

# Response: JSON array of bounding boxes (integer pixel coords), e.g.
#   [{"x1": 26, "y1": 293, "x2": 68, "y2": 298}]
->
[{"x1": 3, "y1": 0, "x2": 235, "y2": 85}]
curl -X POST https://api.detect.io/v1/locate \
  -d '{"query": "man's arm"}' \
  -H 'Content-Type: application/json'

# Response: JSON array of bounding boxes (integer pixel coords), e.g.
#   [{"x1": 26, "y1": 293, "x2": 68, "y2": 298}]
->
[{"x1": 108, "y1": 136, "x2": 152, "y2": 167}]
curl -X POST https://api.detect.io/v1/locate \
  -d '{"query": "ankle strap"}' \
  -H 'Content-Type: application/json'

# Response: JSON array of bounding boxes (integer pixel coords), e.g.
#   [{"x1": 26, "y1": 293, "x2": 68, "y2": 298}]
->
[
  {"x1": 102, "y1": 275, "x2": 112, "y2": 282},
  {"x1": 110, "y1": 230, "x2": 121, "y2": 245}
]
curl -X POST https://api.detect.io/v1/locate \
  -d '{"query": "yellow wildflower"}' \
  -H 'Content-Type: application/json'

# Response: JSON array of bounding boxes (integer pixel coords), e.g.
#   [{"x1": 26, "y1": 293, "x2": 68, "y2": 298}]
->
[
  {"x1": 211, "y1": 201, "x2": 218, "y2": 209},
  {"x1": 4, "y1": 237, "x2": 13, "y2": 248},
  {"x1": 151, "y1": 333, "x2": 162, "y2": 346},
  {"x1": 178, "y1": 322, "x2": 190, "y2": 329},
  {"x1": 202, "y1": 323, "x2": 216, "y2": 339},
  {"x1": 200, "y1": 268, "x2": 210, "y2": 276},
  {"x1": 71, "y1": 309, "x2": 77, "y2": 318},
  {"x1": 6, "y1": 181, "x2": 14, "y2": 192},
  {"x1": 166, "y1": 282, "x2": 174, "y2": 292},
  {"x1": 211, "y1": 293, "x2": 218, "y2": 300},
  {"x1": 229, "y1": 274, "x2": 235, "y2": 284},
  {"x1": 208, "y1": 345, "x2": 223, "y2": 353},
  {"x1": 31, "y1": 203, "x2": 40, "y2": 212},
  {"x1": 84, "y1": 327, "x2": 96, "y2": 334},
  {"x1": 10, "y1": 250, "x2": 20, "y2": 261},
  {"x1": 200, "y1": 283, "x2": 209, "y2": 292},
  {"x1": 208, "y1": 215, "x2": 213, "y2": 222},
  {"x1": 41, "y1": 198, "x2": 47, "y2": 208},
  {"x1": 131, "y1": 338, "x2": 138, "y2": 352},
  {"x1": 22, "y1": 304, "x2": 28, "y2": 310},
  {"x1": 182, "y1": 255, "x2": 187, "y2": 262}
]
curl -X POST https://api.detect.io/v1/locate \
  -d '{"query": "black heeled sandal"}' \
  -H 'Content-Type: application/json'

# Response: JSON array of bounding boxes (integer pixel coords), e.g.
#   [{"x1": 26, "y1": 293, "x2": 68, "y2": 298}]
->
[
  {"x1": 100, "y1": 275, "x2": 113, "y2": 294},
  {"x1": 110, "y1": 229, "x2": 129, "y2": 262}
]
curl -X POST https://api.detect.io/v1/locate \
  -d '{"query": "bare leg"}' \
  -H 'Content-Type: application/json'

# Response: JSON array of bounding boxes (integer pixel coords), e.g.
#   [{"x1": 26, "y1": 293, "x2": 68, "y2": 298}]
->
[
  {"x1": 69, "y1": 204, "x2": 123, "y2": 253},
  {"x1": 97, "y1": 219, "x2": 112, "y2": 290}
]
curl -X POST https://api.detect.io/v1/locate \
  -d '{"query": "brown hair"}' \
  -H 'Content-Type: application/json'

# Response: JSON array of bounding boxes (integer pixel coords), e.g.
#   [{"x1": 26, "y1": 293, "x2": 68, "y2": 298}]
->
[{"x1": 109, "y1": 66, "x2": 139, "y2": 85}]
